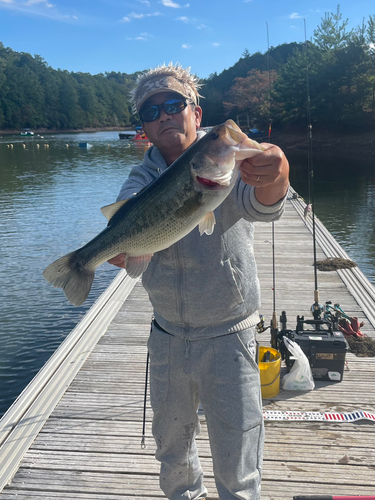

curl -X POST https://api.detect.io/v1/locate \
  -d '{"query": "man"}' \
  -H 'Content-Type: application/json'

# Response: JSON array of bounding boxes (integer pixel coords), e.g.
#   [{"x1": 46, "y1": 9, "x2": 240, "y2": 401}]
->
[{"x1": 109, "y1": 63, "x2": 289, "y2": 500}]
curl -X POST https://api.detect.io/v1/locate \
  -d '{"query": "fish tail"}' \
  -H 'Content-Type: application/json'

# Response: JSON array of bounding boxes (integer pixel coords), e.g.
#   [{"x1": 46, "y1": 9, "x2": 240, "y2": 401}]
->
[{"x1": 43, "y1": 251, "x2": 95, "y2": 306}]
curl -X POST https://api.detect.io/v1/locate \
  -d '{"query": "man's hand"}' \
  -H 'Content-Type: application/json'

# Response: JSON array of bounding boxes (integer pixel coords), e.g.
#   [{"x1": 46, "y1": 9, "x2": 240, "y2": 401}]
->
[
  {"x1": 108, "y1": 253, "x2": 126, "y2": 269},
  {"x1": 239, "y1": 143, "x2": 289, "y2": 206}
]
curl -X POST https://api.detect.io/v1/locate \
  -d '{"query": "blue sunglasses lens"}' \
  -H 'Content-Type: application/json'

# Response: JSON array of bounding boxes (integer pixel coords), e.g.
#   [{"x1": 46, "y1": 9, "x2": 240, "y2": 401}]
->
[{"x1": 140, "y1": 99, "x2": 187, "y2": 122}]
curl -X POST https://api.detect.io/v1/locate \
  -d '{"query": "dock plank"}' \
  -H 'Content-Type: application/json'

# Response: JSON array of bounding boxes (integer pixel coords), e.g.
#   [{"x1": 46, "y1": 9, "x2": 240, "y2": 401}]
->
[{"x1": 1, "y1": 192, "x2": 375, "y2": 500}]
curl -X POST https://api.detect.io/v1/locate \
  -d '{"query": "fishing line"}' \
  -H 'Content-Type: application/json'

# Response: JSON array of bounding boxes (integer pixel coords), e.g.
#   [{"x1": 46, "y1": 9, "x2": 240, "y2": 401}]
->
[
  {"x1": 140, "y1": 350, "x2": 149, "y2": 449},
  {"x1": 304, "y1": 19, "x2": 320, "y2": 316},
  {"x1": 266, "y1": 22, "x2": 278, "y2": 332}
]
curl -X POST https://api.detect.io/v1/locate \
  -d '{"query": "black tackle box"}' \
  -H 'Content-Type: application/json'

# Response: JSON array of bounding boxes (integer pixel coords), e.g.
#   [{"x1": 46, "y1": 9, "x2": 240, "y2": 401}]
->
[{"x1": 279, "y1": 316, "x2": 347, "y2": 382}]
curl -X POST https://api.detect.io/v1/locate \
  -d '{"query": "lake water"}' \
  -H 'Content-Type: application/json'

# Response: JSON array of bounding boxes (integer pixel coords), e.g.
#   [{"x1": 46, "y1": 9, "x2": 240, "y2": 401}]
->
[{"x1": 0, "y1": 131, "x2": 374, "y2": 417}]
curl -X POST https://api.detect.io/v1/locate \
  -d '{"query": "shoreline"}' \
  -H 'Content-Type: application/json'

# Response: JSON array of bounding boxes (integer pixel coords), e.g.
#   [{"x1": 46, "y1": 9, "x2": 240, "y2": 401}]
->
[
  {"x1": 0, "y1": 126, "x2": 132, "y2": 136},
  {"x1": 270, "y1": 128, "x2": 375, "y2": 156},
  {"x1": 1, "y1": 126, "x2": 375, "y2": 156}
]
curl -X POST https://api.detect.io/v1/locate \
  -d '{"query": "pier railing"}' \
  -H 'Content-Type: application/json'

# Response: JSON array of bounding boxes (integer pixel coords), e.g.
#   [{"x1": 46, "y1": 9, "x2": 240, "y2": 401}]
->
[{"x1": 0, "y1": 270, "x2": 137, "y2": 491}]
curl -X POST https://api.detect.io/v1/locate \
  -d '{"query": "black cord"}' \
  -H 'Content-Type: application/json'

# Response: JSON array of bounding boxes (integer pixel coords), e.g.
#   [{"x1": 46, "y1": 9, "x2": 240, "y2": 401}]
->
[{"x1": 140, "y1": 350, "x2": 150, "y2": 449}]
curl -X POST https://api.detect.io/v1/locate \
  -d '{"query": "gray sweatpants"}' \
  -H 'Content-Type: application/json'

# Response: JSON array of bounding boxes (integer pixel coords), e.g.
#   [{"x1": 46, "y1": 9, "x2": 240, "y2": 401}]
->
[{"x1": 148, "y1": 323, "x2": 264, "y2": 500}]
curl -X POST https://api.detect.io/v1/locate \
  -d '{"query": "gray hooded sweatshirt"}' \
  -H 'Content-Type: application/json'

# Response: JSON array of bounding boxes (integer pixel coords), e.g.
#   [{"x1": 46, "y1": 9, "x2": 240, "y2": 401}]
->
[{"x1": 117, "y1": 132, "x2": 286, "y2": 340}]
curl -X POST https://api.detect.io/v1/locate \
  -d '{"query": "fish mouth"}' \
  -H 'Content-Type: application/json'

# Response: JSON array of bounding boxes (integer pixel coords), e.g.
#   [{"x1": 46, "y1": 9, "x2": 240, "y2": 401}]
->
[{"x1": 196, "y1": 176, "x2": 221, "y2": 187}]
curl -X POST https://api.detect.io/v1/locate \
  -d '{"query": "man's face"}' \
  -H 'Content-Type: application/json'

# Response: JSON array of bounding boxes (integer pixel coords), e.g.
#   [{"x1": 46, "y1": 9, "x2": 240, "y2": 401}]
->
[{"x1": 141, "y1": 91, "x2": 202, "y2": 163}]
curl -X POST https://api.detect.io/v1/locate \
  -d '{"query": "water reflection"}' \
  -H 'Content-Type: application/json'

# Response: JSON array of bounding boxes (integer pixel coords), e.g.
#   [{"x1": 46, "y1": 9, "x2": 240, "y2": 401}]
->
[
  {"x1": 288, "y1": 150, "x2": 375, "y2": 285},
  {"x1": 0, "y1": 131, "x2": 146, "y2": 417},
  {"x1": 0, "y1": 134, "x2": 374, "y2": 417}
]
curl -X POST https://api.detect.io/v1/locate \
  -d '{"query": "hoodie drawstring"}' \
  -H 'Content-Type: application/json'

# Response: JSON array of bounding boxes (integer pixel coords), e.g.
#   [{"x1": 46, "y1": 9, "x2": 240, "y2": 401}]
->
[{"x1": 185, "y1": 339, "x2": 190, "y2": 359}]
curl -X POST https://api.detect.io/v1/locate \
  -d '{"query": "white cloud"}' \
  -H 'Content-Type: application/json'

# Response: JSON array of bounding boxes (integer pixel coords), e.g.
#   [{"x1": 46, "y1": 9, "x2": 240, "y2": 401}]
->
[
  {"x1": 196, "y1": 23, "x2": 206, "y2": 29},
  {"x1": 160, "y1": 0, "x2": 189, "y2": 7},
  {"x1": 0, "y1": 0, "x2": 81, "y2": 21},
  {"x1": 121, "y1": 11, "x2": 161, "y2": 22},
  {"x1": 177, "y1": 16, "x2": 188, "y2": 21},
  {"x1": 212, "y1": 42, "x2": 220, "y2": 47},
  {"x1": 182, "y1": 43, "x2": 191, "y2": 49},
  {"x1": 24, "y1": 0, "x2": 54, "y2": 7},
  {"x1": 138, "y1": 0, "x2": 150, "y2": 5},
  {"x1": 128, "y1": 32, "x2": 153, "y2": 41},
  {"x1": 161, "y1": 0, "x2": 181, "y2": 7},
  {"x1": 289, "y1": 12, "x2": 302, "y2": 19}
]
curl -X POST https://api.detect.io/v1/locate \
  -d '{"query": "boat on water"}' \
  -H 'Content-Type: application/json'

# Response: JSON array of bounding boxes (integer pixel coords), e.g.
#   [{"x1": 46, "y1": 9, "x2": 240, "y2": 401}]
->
[
  {"x1": 119, "y1": 131, "x2": 136, "y2": 140},
  {"x1": 119, "y1": 127, "x2": 151, "y2": 143},
  {"x1": 20, "y1": 128, "x2": 34, "y2": 136}
]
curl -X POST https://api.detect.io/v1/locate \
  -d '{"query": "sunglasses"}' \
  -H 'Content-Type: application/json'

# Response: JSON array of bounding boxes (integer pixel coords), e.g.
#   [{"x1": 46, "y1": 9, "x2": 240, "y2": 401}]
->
[{"x1": 139, "y1": 98, "x2": 188, "y2": 122}]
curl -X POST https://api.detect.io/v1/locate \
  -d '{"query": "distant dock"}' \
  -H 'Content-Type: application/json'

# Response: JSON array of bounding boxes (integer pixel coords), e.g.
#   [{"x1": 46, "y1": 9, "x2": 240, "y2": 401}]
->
[{"x1": 1, "y1": 188, "x2": 374, "y2": 499}]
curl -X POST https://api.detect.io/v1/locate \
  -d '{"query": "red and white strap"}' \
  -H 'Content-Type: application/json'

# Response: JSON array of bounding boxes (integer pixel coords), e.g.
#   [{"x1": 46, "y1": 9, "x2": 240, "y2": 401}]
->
[{"x1": 263, "y1": 410, "x2": 375, "y2": 422}]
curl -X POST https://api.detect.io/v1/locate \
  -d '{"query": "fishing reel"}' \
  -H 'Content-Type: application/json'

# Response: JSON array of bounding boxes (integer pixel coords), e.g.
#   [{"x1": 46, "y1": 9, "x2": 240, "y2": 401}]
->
[
  {"x1": 270, "y1": 309, "x2": 337, "y2": 363},
  {"x1": 256, "y1": 315, "x2": 269, "y2": 333}
]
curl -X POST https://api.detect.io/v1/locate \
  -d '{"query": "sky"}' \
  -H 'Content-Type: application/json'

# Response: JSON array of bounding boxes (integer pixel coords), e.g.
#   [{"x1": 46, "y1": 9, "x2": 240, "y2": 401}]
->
[{"x1": 0, "y1": 0, "x2": 374, "y2": 79}]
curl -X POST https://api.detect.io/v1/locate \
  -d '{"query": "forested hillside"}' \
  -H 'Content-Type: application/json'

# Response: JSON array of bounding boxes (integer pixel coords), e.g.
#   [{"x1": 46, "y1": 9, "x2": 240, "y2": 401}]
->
[
  {"x1": 201, "y1": 8, "x2": 375, "y2": 131},
  {"x1": 0, "y1": 7, "x2": 374, "y2": 132},
  {"x1": 0, "y1": 43, "x2": 140, "y2": 130},
  {"x1": 199, "y1": 43, "x2": 302, "y2": 126}
]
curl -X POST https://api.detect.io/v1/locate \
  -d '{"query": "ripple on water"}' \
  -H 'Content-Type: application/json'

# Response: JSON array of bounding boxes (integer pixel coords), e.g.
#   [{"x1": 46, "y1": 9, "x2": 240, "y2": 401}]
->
[{"x1": 0, "y1": 132, "x2": 145, "y2": 416}]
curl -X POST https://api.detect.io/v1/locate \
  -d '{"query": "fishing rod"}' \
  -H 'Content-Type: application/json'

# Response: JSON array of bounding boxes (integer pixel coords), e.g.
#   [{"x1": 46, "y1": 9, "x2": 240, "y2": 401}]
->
[
  {"x1": 264, "y1": 21, "x2": 348, "y2": 384},
  {"x1": 304, "y1": 19, "x2": 321, "y2": 320},
  {"x1": 265, "y1": 22, "x2": 278, "y2": 336}
]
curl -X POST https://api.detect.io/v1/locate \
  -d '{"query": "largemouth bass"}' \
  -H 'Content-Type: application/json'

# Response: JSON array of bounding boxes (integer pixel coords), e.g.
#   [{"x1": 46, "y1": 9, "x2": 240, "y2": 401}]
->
[{"x1": 43, "y1": 120, "x2": 263, "y2": 306}]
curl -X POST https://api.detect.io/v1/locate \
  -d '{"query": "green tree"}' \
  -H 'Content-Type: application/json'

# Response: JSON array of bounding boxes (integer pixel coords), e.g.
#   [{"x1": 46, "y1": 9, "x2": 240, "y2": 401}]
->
[
  {"x1": 272, "y1": 8, "x2": 375, "y2": 128},
  {"x1": 366, "y1": 15, "x2": 375, "y2": 114},
  {"x1": 313, "y1": 5, "x2": 354, "y2": 50},
  {"x1": 58, "y1": 72, "x2": 80, "y2": 128}
]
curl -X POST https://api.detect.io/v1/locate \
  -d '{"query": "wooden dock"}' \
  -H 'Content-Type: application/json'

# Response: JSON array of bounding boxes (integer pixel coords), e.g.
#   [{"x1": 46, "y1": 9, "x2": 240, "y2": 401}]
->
[{"x1": 1, "y1": 190, "x2": 374, "y2": 499}]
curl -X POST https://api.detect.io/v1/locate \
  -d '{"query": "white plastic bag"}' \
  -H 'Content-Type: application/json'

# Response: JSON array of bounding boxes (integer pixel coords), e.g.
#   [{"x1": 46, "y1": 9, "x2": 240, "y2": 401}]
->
[{"x1": 281, "y1": 337, "x2": 315, "y2": 391}]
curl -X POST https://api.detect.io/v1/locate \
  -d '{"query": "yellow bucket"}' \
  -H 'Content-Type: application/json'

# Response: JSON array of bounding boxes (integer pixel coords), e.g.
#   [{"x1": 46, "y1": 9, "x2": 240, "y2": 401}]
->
[{"x1": 258, "y1": 346, "x2": 281, "y2": 398}]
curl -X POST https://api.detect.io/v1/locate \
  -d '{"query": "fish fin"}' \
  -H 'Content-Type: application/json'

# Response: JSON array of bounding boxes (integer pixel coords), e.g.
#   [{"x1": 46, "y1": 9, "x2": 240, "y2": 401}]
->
[
  {"x1": 199, "y1": 211, "x2": 216, "y2": 235},
  {"x1": 43, "y1": 251, "x2": 95, "y2": 306},
  {"x1": 101, "y1": 199, "x2": 129, "y2": 221},
  {"x1": 125, "y1": 254, "x2": 153, "y2": 278},
  {"x1": 175, "y1": 193, "x2": 204, "y2": 218}
]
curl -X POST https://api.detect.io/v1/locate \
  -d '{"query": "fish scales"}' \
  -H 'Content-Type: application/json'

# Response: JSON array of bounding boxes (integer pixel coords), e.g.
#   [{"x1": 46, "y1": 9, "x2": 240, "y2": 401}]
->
[{"x1": 43, "y1": 120, "x2": 264, "y2": 306}]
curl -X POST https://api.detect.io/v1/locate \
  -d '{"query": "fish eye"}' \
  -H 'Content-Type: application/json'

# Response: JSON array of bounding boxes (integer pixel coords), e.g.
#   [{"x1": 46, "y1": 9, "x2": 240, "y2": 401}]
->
[{"x1": 210, "y1": 132, "x2": 219, "y2": 140}]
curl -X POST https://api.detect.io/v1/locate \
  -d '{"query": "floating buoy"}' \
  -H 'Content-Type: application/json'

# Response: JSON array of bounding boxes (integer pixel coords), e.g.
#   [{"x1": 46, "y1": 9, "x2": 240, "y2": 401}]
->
[
  {"x1": 7, "y1": 144, "x2": 9, "y2": 148},
  {"x1": 22, "y1": 144, "x2": 26, "y2": 148},
  {"x1": 10, "y1": 144, "x2": 13, "y2": 148},
  {"x1": 66, "y1": 144, "x2": 69, "y2": 148},
  {"x1": 36, "y1": 144, "x2": 40, "y2": 148}
]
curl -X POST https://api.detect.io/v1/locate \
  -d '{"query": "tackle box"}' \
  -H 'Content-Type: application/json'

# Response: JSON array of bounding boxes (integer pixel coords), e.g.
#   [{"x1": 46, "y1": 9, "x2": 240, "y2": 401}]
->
[{"x1": 281, "y1": 317, "x2": 347, "y2": 382}]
